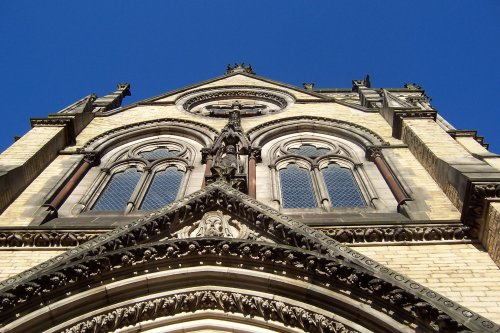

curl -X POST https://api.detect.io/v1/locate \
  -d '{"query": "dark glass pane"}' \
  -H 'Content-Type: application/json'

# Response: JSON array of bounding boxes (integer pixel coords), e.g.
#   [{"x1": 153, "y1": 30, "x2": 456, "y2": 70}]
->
[
  {"x1": 140, "y1": 166, "x2": 183, "y2": 210},
  {"x1": 92, "y1": 168, "x2": 141, "y2": 211},
  {"x1": 139, "y1": 148, "x2": 179, "y2": 161},
  {"x1": 322, "y1": 164, "x2": 365, "y2": 207},
  {"x1": 288, "y1": 144, "x2": 330, "y2": 158},
  {"x1": 279, "y1": 164, "x2": 317, "y2": 208}
]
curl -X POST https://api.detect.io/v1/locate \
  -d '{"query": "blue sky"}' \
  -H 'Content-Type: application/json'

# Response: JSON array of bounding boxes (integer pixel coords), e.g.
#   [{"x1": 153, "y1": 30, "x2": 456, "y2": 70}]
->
[{"x1": 0, "y1": 1, "x2": 499, "y2": 153}]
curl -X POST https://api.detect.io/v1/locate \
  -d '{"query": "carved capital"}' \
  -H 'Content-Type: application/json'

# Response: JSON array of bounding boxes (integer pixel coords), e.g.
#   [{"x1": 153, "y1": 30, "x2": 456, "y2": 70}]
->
[
  {"x1": 249, "y1": 146, "x2": 262, "y2": 162},
  {"x1": 201, "y1": 147, "x2": 214, "y2": 164},
  {"x1": 83, "y1": 152, "x2": 100, "y2": 166},
  {"x1": 365, "y1": 146, "x2": 383, "y2": 161}
]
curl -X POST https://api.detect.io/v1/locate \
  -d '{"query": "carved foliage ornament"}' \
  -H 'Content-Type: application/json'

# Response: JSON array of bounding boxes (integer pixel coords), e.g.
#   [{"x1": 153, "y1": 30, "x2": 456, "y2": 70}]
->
[{"x1": 61, "y1": 290, "x2": 358, "y2": 333}]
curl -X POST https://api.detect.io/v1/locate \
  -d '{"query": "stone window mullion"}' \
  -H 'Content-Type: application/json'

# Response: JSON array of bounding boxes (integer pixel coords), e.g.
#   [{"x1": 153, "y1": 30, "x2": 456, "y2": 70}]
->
[
  {"x1": 126, "y1": 167, "x2": 151, "y2": 213},
  {"x1": 312, "y1": 164, "x2": 330, "y2": 210}
]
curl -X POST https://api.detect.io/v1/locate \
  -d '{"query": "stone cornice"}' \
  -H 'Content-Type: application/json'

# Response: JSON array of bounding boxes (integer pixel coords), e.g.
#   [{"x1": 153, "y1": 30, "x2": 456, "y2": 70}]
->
[
  {"x1": 30, "y1": 117, "x2": 76, "y2": 144},
  {"x1": 448, "y1": 129, "x2": 489, "y2": 149},
  {"x1": 392, "y1": 110, "x2": 437, "y2": 138}
]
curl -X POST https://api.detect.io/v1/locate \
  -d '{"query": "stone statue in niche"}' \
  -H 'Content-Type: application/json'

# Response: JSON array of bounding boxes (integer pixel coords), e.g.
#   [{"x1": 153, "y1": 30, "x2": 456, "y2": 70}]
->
[
  {"x1": 173, "y1": 211, "x2": 273, "y2": 242},
  {"x1": 211, "y1": 144, "x2": 241, "y2": 181}
]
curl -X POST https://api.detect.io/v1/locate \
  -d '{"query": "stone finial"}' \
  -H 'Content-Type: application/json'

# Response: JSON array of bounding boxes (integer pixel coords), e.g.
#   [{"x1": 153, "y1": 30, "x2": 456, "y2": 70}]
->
[
  {"x1": 352, "y1": 74, "x2": 371, "y2": 91},
  {"x1": 226, "y1": 63, "x2": 255, "y2": 75},
  {"x1": 92, "y1": 83, "x2": 132, "y2": 112},
  {"x1": 404, "y1": 82, "x2": 423, "y2": 90},
  {"x1": 302, "y1": 83, "x2": 315, "y2": 90}
]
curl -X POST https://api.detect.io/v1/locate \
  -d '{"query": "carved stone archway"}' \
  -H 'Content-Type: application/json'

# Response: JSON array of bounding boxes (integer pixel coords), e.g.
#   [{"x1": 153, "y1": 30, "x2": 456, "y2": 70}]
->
[{"x1": 247, "y1": 116, "x2": 387, "y2": 149}]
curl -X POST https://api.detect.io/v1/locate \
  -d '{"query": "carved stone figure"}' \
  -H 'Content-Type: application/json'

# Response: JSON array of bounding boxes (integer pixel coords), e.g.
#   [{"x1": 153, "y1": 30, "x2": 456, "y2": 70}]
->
[{"x1": 173, "y1": 210, "x2": 271, "y2": 241}]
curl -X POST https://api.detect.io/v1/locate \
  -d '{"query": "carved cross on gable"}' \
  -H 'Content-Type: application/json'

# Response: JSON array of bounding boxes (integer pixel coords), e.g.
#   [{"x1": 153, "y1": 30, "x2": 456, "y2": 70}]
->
[{"x1": 206, "y1": 100, "x2": 267, "y2": 117}]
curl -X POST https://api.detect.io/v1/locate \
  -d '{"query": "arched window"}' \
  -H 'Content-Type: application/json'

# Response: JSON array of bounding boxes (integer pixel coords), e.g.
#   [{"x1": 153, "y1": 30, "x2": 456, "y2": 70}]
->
[
  {"x1": 321, "y1": 163, "x2": 365, "y2": 208},
  {"x1": 92, "y1": 167, "x2": 142, "y2": 211},
  {"x1": 271, "y1": 141, "x2": 374, "y2": 210},
  {"x1": 279, "y1": 164, "x2": 317, "y2": 208},
  {"x1": 140, "y1": 166, "x2": 184, "y2": 210},
  {"x1": 82, "y1": 139, "x2": 196, "y2": 214}
]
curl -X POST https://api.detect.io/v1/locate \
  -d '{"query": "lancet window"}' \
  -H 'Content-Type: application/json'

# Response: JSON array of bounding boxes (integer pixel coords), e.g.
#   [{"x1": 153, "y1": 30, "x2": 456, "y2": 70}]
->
[{"x1": 270, "y1": 139, "x2": 371, "y2": 210}]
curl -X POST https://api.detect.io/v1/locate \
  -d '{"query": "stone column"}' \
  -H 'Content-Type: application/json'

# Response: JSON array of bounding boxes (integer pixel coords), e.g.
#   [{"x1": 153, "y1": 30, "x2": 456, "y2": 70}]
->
[
  {"x1": 202, "y1": 156, "x2": 213, "y2": 189},
  {"x1": 248, "y1": 155, "x2": 256, "y2": 198},
  {"x1": 46, "y1": 153, "x2": 99, "y2": 212},
  {"x1": 312, "y1": 164, "x2": 329, "y2": 210},
  {"x1": 366, "y1": 147, "x2": 410, "y2": 206}
]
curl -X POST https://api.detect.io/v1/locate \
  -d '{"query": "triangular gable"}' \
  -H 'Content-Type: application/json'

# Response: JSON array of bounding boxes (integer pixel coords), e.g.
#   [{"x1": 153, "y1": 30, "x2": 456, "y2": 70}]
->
[
  {"x1": 382, "y1": 89, "x2": 416, "y2": 109},
  {"x1": 151, "y1": 72, "x2": 326, "y2": 103},
  {"x1": 0, "y1": 182, "x2": 497, "y2": 332},
  {"x1": 100, "y1": 72, "x2": 330, "y2": 116}
]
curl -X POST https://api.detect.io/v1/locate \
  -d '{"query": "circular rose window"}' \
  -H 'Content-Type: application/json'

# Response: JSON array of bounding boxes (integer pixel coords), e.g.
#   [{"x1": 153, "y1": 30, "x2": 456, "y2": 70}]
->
[{"x1": 176, "y1": 86, "x2": 295, "y2": 118}]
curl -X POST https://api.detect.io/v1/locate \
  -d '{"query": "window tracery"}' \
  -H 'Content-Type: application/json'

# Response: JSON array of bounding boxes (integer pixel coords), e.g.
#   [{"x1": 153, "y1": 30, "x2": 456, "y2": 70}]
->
[
  {"x1": 270, "y1": 140, "x2": 372, "y2": 210},
  {"x1": 83, "y1": 139, "x2": 195, "y2": 213},
  {"x1": 92, "y1": 167, "x2": 142, "y2": 211},
  {"x1": 279, "y1": 164, "x2": 317, "y2": 208}
]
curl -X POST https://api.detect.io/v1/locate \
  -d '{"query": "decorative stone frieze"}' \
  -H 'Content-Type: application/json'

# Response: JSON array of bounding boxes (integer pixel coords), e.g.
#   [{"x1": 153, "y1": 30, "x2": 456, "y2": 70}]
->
[
  {"x1": 316, "y1": 224, "x2": 468, "y2": 244},
  {"x1": 0, "y1": 230, "x2": 102, "y2": 247}
]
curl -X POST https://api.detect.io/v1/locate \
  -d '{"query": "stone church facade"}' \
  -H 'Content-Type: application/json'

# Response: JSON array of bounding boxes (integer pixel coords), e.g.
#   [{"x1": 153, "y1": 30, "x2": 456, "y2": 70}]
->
[{"x1": 0, "y1": 64, "x2": 499, "y2": 332}]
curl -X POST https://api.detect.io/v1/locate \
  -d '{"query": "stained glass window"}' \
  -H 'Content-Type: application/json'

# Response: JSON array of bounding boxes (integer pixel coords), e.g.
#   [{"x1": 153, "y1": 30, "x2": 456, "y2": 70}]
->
[
  {"x1": 140, "y1": 166, "x2": 184, "y2": 210},
  {"x1": 322, "y1": 164, "x2": 365, "y2": 207},
  {"x1": 139, "y1": 148, "x2": 179, "y2": 161},
  {"x1": 279, "y1": 164, "x2": 317, "y2": 208},
  {"x1": 92, "y1": 168, "x2": 142, "y2": 211},
  {"x1": 288, "y1": 144, "x2": 330, "y2": 158}
]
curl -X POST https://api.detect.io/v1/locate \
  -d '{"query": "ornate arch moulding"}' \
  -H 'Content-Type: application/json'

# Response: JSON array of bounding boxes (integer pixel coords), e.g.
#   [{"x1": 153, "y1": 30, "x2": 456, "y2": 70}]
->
[
  {"x1": 246, "y1": 116, "x2": 388, "y2": 149},
  {"x1": 7, "y1": 270, "x2": 394, "y2": 333},
  {"x1": 76, "y1": 118, "x2": 219, "y2": 156},
  {"x1": 0, "y1": 182, "x2": 497, "y2": 333}
]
